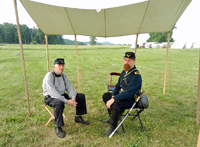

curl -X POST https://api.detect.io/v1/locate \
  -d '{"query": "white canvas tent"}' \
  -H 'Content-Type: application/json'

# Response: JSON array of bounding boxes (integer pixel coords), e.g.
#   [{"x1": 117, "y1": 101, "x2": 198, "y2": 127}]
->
[
  {"x1": 171, "y1": 41, "x2": 200, "y2": 49},
  {"x1": 14, "y1": 0, "x2": 199, "y2": 122},
  {"x1": 20, "y1": 0, "x2": 191, "y2": 37}
]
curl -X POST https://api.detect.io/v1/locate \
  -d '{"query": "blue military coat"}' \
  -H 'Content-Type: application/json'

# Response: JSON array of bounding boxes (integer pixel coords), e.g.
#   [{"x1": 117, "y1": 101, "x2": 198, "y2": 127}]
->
[{"x1": 112, "y1": 65, "x2": 142, "y2": 103}]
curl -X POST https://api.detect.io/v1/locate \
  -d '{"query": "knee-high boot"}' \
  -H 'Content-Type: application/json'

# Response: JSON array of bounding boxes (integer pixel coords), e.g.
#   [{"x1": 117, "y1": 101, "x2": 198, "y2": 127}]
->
[
  {"x1": 101, "y1": 109, "x2": 121, "y2": 137},
  {"x1": 102, "y1": 109, "x2": 111, "y2": 123}
]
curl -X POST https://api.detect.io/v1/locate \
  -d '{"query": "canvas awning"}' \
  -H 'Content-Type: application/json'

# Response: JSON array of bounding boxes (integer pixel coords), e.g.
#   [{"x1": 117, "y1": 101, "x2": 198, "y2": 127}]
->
[{"x1": 20, "y1": 0, "x2": 191, "y2": 37}]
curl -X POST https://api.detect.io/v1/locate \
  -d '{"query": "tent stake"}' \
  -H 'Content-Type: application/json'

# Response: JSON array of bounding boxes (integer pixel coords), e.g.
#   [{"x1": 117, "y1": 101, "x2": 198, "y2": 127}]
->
[
  {"x1": 13, "y1": 0, "x2": 31, "y2": 116},
  {"x1": 75, "y1": 35, "x2": 80, "y2": 92},
  {"x1": 163, "y1": 32, "x2": 170, "y2": 95},
  {"x1": 196, "y1": 49, "x2": 200, "y2": 125},
  {"x1": 134, "y1": 34, "x2": 138, "y2": 54},
  {"x1": 45, "y1": 35, "x2": 50, "y2": 72}
]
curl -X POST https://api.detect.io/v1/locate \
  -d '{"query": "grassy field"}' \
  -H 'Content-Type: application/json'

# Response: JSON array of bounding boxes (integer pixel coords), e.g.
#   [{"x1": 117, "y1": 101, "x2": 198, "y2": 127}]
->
[{"x1": 0, "y1": 44, "x2": 199, "y2": 147}]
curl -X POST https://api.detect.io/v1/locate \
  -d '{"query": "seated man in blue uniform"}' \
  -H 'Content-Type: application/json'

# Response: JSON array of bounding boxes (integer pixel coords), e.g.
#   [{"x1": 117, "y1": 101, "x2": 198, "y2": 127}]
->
[
  {"x1": 102, "y1": 52, "x2": 142, "y2": 137},
  {"x1": 42, "y1": 58, "x2": 89, "y2": 138}
]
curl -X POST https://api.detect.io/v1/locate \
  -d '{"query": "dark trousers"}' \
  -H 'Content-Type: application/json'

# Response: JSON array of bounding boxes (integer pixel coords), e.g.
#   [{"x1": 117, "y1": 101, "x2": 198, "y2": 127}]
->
[
  {"x1": 44, "y1": 93, "x2": 87, "y2": 127},
  {"x1": 102, "y1": 92, "x2": 135, "y2": 112}
]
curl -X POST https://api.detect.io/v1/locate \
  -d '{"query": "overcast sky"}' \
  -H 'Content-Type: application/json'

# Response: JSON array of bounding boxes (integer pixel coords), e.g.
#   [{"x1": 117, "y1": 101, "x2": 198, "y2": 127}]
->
[{"x1": 0, "y1": 0, "x2": 199, "y2": 46}]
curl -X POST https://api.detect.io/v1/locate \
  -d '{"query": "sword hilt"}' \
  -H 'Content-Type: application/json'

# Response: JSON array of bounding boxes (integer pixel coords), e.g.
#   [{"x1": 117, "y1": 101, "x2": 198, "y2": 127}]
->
[{"x1": 135, "y1": 90, "x2": 145, "y2": 102}]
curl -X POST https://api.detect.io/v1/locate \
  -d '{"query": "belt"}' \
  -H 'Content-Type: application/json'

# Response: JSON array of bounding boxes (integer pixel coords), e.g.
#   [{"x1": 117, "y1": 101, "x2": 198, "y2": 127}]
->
[{"x1": 45, "y1": 95, "x2": 50, "y2": 98}]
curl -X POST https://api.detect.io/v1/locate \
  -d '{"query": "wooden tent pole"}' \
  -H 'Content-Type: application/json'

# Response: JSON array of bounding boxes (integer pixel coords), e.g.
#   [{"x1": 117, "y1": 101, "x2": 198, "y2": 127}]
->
[
  {"x1": 45, "y1": 35, "x2": 50, "y2": 72},
  {"x1": 163, "y1": 32, "x2": 170, "y2": 95},
  {"x1": 13, "y1": 0, "x2": 31, "y2": 116},
  {"x1": 197, "y1": 130, "x2": 200, "y2": 146},
  {"x1": 75, "y1": 35, "x2": 80, "y2": 92},
  {"x1": 196, "y1": 50, "x2": 200, "y2": 125},
  {"x1": 134, "y1": 34, "x2": 138, "y2": 54}
]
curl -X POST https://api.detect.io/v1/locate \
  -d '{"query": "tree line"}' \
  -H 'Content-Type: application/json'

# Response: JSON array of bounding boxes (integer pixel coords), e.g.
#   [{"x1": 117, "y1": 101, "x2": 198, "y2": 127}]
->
[
  {"x1": 0, "y1": 23, "x2": 87, "y2": 45},
  {"x1": 0, "y1": 23, "x2": 175, "y2": 45}
]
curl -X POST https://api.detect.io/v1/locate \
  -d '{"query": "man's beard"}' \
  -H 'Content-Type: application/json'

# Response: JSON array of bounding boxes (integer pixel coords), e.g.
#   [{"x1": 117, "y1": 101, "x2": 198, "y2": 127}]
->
[{"x1": 123, "y1": 64, "x2": 131, "y2": 71}]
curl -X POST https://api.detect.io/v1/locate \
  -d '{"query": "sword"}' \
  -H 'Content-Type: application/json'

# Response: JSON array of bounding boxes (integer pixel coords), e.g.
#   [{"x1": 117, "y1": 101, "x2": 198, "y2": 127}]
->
[{"x1": 109, "y1": 91, "x2": 145, "y2": 138}]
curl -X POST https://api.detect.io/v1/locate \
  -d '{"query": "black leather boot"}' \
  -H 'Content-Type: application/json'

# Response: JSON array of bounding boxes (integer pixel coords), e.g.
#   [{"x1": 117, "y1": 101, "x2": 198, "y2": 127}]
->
[
  {"x1": 55, "y1": 126, "x2": 65, "y2": 138},
  {"x1": 101, "y1": 110, "x2": 121, "y2": 137},
  {"x1": 75, "y1": 116, "x2": 89, "y2": 125},
  {"x1": 102, "y1": 109, "x2": 111, "y2": 124}
]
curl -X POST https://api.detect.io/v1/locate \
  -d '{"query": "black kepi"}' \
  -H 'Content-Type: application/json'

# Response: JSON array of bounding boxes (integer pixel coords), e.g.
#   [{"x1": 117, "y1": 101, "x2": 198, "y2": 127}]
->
[{"x1": 124, "y1": 52, "x2": 135, "y2": 59}]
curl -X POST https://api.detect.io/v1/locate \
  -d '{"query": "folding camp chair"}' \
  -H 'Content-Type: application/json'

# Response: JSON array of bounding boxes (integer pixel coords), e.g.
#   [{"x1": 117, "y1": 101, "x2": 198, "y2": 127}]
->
[
  {"x1": 120, "y1": 91, "x2": 148, "y2": 133},
  {"x1": 120, "y1": 105, "x2": 146, "y2": 133},
  {"x1": 43, "y1": 105, "x2": 68, "y2": 126},
  {"x1": 109, "y1": 92, "x2": 148, "y2": 138},
  {"x1": 107, "y1": 72, "x2": 121, "y2": 92}
]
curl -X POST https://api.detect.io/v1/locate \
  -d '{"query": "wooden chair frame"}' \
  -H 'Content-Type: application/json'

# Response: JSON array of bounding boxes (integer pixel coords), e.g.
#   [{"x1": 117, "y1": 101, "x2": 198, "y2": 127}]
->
[
  {"x1": 107, "y1": 72, "x2": 121, "y2": 92},
  {"x1": 44, "y1": 105, "x2": 68, "y2": 126}
]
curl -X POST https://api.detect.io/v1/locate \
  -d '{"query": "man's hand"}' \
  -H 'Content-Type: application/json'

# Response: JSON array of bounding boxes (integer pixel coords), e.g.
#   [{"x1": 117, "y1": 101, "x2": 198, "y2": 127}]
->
[
  {"x1": 71, "y1": 98, "x2": 76, "y2": 103},
  {"x1": 66, "y1": 98, "x2": 77, "y2": 108},
  {"x1": 106, "y1": 98, "x2": 115, "y2": 109}
]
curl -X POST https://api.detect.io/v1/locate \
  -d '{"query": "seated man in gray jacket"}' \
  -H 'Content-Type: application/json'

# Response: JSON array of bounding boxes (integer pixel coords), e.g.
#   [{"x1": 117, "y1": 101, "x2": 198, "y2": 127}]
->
[{"x1": 42, "y1": 58, "x2": 89, "y2": 138}]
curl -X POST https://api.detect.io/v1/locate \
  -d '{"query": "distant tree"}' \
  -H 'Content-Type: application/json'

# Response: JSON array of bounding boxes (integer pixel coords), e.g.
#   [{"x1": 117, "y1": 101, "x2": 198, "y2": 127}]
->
[
  {"x1": 89, "y1": 36, "x2": 97, "y2": 45},
  {"x1": 0, "y1": 36, "x2": 3, "y2": 43},
  {"x1": 31, "y1": 37, "x2": 37, "y2": 44},
  {"x1": 36, "y1": 29, "x2": 45, "y2": 44},
  {"x1": 0, "y1": 24, "x2": 4, "y2": 43},
  {"x1": 48, "y1": 35, "x2": 65, "y2": 44},
  {"x1": 48, "y1": 35, "x2": 57, "y2": 44},
  {"x1": 20, "y1": 24, "x2": 31, "y2": 44},
  {"x1": 29, "y1": 27, "x2": 37, "y2": 41},
  {"x1": 147, "y1": 32, "x2": 174, "y2": 43},
  {"x1": 3, "y1": 23, "x2": 16, "y2": 43},
  {"x1": 14, "y1": 31, "x2": 19, "y2": 43}
]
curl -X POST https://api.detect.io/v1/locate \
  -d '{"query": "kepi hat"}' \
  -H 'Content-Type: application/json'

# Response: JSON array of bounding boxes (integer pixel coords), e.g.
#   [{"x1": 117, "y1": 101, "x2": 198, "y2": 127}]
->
[
  {"x1": 54, "y1": 58, "x2": 65, "y2": 65},
  {"x1": 124, "y1": 52, "x2": 135, "y2": 59}
]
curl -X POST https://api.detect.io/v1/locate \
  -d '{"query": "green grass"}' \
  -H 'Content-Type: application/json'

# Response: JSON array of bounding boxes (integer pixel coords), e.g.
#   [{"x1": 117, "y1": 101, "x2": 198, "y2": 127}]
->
[{"x1": 0, "y1": 44, "x2": 199, "y2": 147}]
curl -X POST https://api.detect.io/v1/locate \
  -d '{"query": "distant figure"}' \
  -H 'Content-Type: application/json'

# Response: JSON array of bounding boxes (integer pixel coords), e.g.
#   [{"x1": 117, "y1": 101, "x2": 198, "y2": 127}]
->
[
  {"x1": 101, "y1": 52, "x2": 142, "y2": 137},
  {"x1": 42, "y1": 58, "x2": 89, "y2": 138},
  {"x1": 191, "y1": 43, "x2": 194, "y2": 49},
  {"x1": 183, "y1": 43, "x2": 187, "y2": 49}
]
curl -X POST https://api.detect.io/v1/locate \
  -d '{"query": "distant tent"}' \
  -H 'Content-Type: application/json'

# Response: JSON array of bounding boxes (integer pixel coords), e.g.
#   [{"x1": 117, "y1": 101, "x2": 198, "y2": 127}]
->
[
  {"x1": 171, "y1": 41, "x2": 200, "y2": 49},
  {"x1": 170, "y1": 41, "x2": 186, "y2": 49}
]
